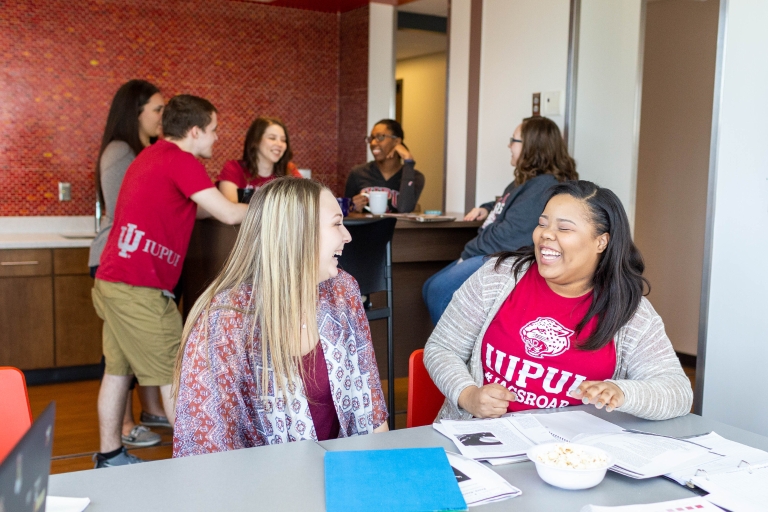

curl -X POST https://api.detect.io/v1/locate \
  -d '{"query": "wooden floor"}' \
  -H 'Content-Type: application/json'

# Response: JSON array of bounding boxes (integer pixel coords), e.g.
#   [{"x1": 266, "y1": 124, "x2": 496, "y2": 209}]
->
[
  {"x1": 28, "y1": 377, "x2": 409, "y2": 475},
  {"x1": 28, "y1": 363, "x2": 696, "y2": 475}
]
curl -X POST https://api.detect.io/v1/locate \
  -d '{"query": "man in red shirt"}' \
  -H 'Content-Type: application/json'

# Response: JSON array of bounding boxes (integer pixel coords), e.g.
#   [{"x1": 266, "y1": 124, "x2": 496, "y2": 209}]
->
[{"x1": 91, "y1": 95, "x2": 248, "y2": 468}]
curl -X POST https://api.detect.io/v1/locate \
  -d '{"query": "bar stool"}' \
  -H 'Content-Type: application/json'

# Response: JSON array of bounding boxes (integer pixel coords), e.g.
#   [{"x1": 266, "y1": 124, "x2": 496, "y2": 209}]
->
[{"x1": 338, "y1": 217, "x2": 397, "y2": 430}]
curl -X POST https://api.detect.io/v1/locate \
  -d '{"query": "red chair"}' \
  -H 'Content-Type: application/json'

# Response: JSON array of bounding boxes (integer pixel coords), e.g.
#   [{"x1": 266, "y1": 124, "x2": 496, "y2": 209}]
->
[
  {"x1": 407, "y1": 349, "x2": 445, "y2": 428},
  {"x1": 0, "y1": 367, "x2": 33, "y2": 462}
]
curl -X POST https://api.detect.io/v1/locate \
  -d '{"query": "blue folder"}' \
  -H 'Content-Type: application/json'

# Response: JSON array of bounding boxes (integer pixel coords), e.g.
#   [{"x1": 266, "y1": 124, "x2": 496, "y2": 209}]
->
[{"x1": 324, "y1": 447, "x2": 467, "y2": 512}]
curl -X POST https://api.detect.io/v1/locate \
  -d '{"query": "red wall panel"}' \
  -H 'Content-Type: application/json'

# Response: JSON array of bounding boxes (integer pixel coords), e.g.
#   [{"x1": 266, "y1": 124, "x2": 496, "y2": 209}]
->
[{"x1": 0, "y1": 0, "x2": 369, "y2": 216}]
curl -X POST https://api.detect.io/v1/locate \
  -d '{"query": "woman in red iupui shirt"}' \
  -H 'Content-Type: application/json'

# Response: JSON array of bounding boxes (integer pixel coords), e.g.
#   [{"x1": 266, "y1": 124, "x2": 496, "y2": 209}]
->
[
  {"x1": 424, "y1": 180, "x2": 693, "y2": 421},
  {"x1": 217, "y1": 116, "x2": 303, "y2": 203}
]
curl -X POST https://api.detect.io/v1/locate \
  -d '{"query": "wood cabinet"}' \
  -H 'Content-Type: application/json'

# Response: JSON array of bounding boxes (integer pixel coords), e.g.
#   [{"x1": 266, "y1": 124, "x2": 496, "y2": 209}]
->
[
  {"x1": 0, "y1": 247, "x2": 102, "y2": 370},
  {"x1": 53, "y1": 249, "x2": 103, "y2": 367}
]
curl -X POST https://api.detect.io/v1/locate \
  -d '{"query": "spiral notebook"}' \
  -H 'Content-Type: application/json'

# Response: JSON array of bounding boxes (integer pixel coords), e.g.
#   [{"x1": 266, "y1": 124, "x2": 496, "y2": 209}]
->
[{"x1": 692, "y1": 461, "x2": 768, "y2": 512}]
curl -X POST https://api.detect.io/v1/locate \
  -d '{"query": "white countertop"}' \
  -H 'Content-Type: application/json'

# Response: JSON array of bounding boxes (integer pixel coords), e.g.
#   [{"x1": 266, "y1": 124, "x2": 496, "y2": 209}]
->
[{"x1": 0, "y1": 216, "x2": 96, "y2": 250}]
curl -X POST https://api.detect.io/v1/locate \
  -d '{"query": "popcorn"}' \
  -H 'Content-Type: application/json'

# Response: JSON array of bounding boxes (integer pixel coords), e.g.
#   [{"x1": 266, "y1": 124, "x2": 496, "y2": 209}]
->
[{"x1": 535, "y1": 444, "x2": 608, "y2": 470}]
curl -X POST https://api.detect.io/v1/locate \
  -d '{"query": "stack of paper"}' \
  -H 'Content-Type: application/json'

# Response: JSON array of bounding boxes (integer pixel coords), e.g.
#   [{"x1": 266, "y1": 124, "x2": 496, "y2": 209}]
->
[
  {"x1": 664, "y1": 432, "x2": 768, "y2": 486},
  {"x1": 434, "y1": 415, "x2": 556, "y2": 464},
  {"x1": 579, "y1": 496, "x2": 722, "y2": 512},
  {"x1": 691, "y1": 461, "x2": 768, "y2": 512},
  {"x1": 446, "y1": 452, "x2": 521, "y2": 506}
]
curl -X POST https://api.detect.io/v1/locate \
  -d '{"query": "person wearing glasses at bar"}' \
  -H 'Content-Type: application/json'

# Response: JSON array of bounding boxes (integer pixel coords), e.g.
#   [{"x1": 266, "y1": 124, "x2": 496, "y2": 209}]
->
[
  {"x1": 423, "y1": 117, "x2": 578, "y2": 325},
  {"x1": 345, "y1": 119, "x2": 425, "y2": 213}
]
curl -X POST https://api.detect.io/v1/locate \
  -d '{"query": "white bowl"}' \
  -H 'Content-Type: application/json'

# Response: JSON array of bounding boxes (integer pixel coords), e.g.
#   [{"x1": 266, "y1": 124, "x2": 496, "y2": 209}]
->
[{"x1": 526, "y1": 443, "x2": 613, "y2": 490}]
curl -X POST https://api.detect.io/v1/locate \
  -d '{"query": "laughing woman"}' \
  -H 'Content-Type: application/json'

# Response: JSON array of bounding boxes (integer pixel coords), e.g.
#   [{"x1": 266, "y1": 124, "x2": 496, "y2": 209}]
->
[
  {"x1": 217, "y1": 117, "x2": 303, "y2": 203},
  {"x1": 424, "y1": 181, "x2": 693, "y2": 422},
  {"x1": 173, "y1": 178, "x2": 388, "y2": 456}
]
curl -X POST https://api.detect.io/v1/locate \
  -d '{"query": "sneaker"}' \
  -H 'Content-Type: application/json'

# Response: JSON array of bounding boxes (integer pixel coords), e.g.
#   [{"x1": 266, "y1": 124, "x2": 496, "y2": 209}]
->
[
  {"x1": 93, "y1": 447, "x2": 144, "y2": 469},
  {"x1": 140, "y1": 411, "x2": 172, "y2": 428},
  {"x1": 121, "y1": 425, "x2": 161, "y2": 447}
]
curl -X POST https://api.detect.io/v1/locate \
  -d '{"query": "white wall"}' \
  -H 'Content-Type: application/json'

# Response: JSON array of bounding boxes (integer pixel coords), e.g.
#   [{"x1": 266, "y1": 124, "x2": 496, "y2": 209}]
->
[
  {"x1": 396, "y1": 52, "x2": 447, "y2": 212},
  {"x1": 368, "y1": 2, "x2": 397, "y2": 160},
  {"x1": 474, "y1": 0, "x2": 570, "y2": 206},
  {"x1": 444, "y1": 0, "x2": 472, "y2": 213},
  {"x1": 700, "y1": 0, "x2": 768, "y2": 435},
  {"x1": 572, "y1": 0, "x2": 644, "y2": 228}
]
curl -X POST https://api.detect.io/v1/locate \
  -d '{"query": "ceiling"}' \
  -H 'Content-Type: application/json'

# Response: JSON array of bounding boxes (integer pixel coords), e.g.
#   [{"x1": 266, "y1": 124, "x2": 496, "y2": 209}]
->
[{"x1": 398, "y1": 0, "x2": 448, "y2": 17}]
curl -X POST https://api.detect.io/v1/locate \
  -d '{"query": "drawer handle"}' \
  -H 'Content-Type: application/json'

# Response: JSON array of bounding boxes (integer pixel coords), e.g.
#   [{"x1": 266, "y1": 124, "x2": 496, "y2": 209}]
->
[{"x1": 1, "y1": 261, "x2": 39, "y2": 266}]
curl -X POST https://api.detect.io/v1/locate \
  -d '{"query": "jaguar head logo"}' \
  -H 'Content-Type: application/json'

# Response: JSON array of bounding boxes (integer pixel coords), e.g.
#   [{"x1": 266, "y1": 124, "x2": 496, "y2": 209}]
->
[{"x1": 519, "y1": 317, "x2": 573, "y2": 358}]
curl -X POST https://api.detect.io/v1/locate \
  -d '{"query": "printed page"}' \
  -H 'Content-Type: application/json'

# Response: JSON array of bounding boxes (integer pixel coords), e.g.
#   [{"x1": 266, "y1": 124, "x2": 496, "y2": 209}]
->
[
  {"x1": 579, "y1": 496, "x2": 721, "y2": 512},
  {"x1": 435, "y1": 419, "x2": 534, "y2": 459},
  {"x1": 446, "y1": 452, "x2": 521, "y2": 506},
  {"x1": 666, "y1": 432, "x2": 768, "y2": 485},
  {"x1": 573, "y1": 432, "x2": 713, "y2": 479},
  {"x1": 505, "y1": 414, "x2": 558, "y2": 445},
  {"x1": 693, "y1": 463, "x2": 768, "y2": 512},
  {"x1": 532, "y1": 411, "x2": 624, "y2": 441}
]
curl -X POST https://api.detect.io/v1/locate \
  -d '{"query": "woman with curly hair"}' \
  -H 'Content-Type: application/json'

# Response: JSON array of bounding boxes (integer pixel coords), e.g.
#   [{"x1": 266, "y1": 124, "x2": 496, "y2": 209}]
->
[{"x1": 423, "y1": 117, "x2": 578, "y2": 324}]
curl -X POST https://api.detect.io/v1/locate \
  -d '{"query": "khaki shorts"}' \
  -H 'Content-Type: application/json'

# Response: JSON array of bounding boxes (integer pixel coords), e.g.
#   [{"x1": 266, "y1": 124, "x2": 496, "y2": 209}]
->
[{"x1": 92, "y1": 279, "x2": 182, "y2": 386}]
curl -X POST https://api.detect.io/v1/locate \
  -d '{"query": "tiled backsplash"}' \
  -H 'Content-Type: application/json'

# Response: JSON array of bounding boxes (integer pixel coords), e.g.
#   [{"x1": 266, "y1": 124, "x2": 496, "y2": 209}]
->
[{"x1": 0, "y1": 0, "x2": 369, "y2": 216}]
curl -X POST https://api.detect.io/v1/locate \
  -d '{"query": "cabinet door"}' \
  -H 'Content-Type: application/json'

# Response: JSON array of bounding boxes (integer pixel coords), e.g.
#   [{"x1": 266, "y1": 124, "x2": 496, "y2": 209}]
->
[
  {"x1": 54, "y1": 275, "x2": 103, "y2": 367},
  {"x1": 0, "y1": 276, "x2": 55, "y2": 369}
]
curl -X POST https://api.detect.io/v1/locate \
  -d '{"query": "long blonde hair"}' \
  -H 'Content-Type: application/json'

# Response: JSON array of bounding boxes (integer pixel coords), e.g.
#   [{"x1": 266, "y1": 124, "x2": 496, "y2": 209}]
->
[{"x1": 174, "y1": 177, "x2": 323, "y2": 398}]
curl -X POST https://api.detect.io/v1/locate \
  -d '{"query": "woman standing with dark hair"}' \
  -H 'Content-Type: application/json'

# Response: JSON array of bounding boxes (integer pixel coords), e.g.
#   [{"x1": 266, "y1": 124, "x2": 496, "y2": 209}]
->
[
  {"x1": 345, "y1": 119, "x2": 425, "y2": 213},
  {"x1": 88, "y1": 79, "x2": 169, "y2": 453},
  {"x1": 217, "y1": 117, "x2": 302, "y2": 203},
  {"x1": 423, "y1": 117, "x2": 577, "y2": 324},
  {"x1": 424, "y1": 181, "x2": 693, "y2": 421}
]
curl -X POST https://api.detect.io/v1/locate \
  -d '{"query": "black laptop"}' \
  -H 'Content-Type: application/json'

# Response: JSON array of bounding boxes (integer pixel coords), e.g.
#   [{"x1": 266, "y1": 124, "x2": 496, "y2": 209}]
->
[{"x1": 0, "y1": 402, "x2": 55, "y2": 512}]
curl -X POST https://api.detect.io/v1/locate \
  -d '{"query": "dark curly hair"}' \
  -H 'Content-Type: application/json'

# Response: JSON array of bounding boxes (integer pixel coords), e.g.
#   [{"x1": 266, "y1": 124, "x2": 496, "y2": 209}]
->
[
  {"x1": 514, "y1": 117, "x2": 578, "y2": 186},
  {"x1": 495, "y1": 181, "x2": 649, "y2": 351}
]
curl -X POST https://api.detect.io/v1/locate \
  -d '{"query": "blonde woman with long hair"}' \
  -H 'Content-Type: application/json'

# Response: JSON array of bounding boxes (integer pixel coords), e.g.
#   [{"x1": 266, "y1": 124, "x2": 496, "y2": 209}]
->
[{"x1": 173, "y1": 178, "x2": 388, "y2": 456}]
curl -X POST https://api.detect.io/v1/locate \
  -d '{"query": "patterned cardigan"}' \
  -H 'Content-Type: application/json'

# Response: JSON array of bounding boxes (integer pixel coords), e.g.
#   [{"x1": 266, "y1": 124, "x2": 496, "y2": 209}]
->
[
  {"x1": 424, "y1": 257, "x2": 693, "y2": 422},
  {"x1": 173, "y1": 270, "x2": 388, "y2": 457}
]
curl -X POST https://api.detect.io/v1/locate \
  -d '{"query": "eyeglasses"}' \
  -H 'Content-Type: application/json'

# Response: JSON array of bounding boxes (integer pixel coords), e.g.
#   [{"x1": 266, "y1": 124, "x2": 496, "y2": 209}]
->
[
  {"x1": 365, "y1": 134, "x2": 398, "y2": 144},
  {"x1": 510, "y1": 137, "x2": 523, "y2": 145}
]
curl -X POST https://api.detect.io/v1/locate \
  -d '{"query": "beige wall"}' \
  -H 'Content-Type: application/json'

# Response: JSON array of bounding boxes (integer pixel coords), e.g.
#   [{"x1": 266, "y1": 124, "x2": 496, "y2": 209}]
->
[
  {"x1": 395, "y1": 52, "x2": 447, "y2": 212},
  {"x1": 634, "y1": 0, "x2": 719, "y2": 356}
]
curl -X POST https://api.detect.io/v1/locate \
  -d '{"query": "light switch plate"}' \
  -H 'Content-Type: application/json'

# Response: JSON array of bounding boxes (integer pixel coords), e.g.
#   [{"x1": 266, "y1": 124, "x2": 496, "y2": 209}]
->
[
  {"x1": 542, "y1": 91, "x2": 562, "y2": 116},
  {"x1": 58, "y1": 182, "x2": 71, "y2": 201}
]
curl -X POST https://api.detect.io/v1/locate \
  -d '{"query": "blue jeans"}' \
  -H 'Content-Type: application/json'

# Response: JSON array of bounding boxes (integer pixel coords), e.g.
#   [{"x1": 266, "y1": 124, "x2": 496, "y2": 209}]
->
[{"x1": 422, "y1": 255, "x2": 486, "y2": 325}]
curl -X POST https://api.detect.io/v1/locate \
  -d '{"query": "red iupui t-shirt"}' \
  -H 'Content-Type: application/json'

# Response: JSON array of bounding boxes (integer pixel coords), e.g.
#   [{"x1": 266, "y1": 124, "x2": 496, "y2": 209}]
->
[
  {"x1": 96, "y1": 140, "x2": 214, "y2": 292},
  {"x1": 481, "y1": 263, "x2": 616, "y2": 412},
  {"x1": 217, "y1": 160, "x2": 303, "y2": 190}
]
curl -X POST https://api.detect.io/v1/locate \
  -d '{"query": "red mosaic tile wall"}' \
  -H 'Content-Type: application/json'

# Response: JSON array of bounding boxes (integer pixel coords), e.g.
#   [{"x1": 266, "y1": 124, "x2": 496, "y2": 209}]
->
[
  {"x1": 337, "y1": 6, "x2": 371, "y2": 192},
  {"x1": 0, "y1": 0, "x2": 369, "y2": 216}
]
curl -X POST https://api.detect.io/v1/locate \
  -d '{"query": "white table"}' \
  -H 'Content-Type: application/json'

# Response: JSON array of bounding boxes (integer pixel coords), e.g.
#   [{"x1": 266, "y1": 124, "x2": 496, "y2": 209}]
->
[{"x1": 49, "y1": 406, "x2": 768, "y2": 511}]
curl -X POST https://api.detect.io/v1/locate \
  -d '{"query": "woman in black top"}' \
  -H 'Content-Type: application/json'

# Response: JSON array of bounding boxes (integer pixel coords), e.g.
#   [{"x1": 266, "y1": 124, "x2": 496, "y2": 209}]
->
[{"x1": 345, "y1": 119, "x2": 425, "y2": 213}]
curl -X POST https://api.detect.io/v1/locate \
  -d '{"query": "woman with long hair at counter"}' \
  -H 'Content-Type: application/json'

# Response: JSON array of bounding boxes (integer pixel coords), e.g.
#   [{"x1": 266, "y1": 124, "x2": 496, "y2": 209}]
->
[
  {"x1": 423, "y1": 116, "x2": 578, "y2": 325},
  {"x1": 424, "y1": 181, "x2": 693, "y2": 422},
  {"x1": 217, "y1": 116, "x2": 302, "y2": 203},
  {"x1": 87, "y1": 79, "x2": 170, "y2": 449},
  {"x1": 173, "y1": 178, "x2": 388, "y2": 456}
]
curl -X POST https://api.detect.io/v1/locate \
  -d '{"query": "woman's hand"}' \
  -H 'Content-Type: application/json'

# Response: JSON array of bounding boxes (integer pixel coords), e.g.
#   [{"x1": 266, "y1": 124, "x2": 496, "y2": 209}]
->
[
  {"x1": 352, "y1": 193, "x2": 368, "y2": 212},
  {"x1": 464, "y1": 207, "x2": 489, "y2": 222},
  {"x1": 458, "y1": 384, "x2": 516, "y2": 418},
  {"x1": 387, "y1": 143, "x2": 412, "y2": 161},
  {"x1": 570, "y1": 381, "x2": 625, "y2": 412}
]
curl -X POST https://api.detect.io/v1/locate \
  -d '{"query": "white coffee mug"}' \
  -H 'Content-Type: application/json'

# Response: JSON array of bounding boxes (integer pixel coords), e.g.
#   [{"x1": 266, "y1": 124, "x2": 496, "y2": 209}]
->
[{"x1": 363, "y1": 191, "x2": 389, "y2": 214}]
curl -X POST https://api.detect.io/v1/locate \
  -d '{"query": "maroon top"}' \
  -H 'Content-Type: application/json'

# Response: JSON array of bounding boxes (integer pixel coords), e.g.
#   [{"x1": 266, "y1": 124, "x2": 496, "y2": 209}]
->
[{"x1": 301, "y1": 343, "x2": 340, "y2": 441}]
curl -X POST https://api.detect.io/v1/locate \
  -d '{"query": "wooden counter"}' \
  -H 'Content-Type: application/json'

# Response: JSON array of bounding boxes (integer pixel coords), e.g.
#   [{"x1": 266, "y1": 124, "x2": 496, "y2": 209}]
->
[{"x1": 180, "y1": 214, "x2": 482, "y2": 381}]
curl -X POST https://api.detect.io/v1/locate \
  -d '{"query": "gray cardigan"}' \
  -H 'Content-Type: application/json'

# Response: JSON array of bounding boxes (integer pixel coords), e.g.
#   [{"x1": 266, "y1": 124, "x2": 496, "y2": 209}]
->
[
  {"x1": 424, "y1": 258, "x2": 693, "y2": 421},
  {"x1": 88, "y1": 141, "x2": 135, "y2": 268}
]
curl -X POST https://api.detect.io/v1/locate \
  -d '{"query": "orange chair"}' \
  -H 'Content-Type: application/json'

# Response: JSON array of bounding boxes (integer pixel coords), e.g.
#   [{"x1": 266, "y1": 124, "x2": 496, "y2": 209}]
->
[
  {"x1": 0, "y1": 367, "x2": 33, "y2": 462},
  {"x1": 407, "y1": 349, "x2": 446, "y2": 428}
]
